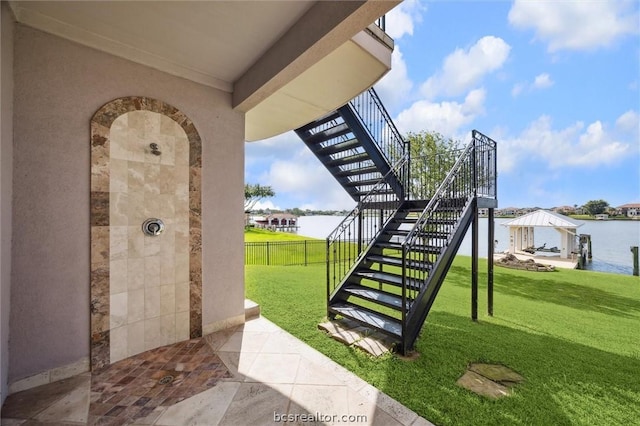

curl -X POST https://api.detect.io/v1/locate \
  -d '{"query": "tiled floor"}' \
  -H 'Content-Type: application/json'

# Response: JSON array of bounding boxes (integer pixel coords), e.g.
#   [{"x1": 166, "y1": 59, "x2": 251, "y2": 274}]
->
[
  {"x1": 89, "y1": 338, "x2": 231, "y2": 424},
  {"x1": 1, "y1": 315, "x2": 433, "y2": 426}
]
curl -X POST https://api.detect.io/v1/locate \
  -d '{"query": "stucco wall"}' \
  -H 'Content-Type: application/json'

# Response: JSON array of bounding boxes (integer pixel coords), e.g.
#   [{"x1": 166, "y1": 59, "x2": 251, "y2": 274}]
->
[
  {"x1": 10, "y1": 24, "x2": 245, "y2": 383},
  {"x1": 1, "y1": 1, "x2": 15, "y2": 405}
]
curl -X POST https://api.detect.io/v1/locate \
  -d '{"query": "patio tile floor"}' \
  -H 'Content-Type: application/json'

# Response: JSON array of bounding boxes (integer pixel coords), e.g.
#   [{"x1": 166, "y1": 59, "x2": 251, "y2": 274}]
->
[{"x1": 1, "y1": 313, "x2": 433, "y2": 426}]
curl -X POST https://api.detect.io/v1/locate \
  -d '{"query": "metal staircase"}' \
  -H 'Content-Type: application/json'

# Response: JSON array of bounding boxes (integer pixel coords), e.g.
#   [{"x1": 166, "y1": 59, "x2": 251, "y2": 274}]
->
[
  {"x1": 294, "y1": 89, "x2": 407, "y2": 202},
  {"x1": 294, "y1": 88, "x2": 497, "y2": 354}
]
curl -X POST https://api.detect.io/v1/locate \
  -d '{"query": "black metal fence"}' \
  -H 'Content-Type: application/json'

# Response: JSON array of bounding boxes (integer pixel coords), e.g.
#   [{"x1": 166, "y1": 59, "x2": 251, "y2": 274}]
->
[{"x1": 245, "y1": 240, "x2": 326, "y2": 266}]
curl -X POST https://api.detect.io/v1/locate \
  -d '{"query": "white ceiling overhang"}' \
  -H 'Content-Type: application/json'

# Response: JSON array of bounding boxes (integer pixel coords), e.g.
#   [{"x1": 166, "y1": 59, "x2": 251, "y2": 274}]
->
[
  {"x1": 9, "y1": 0, "x2": 399, "y2": 141},
  {"x1": 8, "y1": 0, "x2": 316, "y2": 92}
]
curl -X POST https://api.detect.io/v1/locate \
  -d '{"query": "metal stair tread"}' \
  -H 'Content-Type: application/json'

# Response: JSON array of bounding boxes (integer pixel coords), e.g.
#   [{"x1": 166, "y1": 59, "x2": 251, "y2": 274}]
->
[
  {"x1": 305, "y1": 122, "x2": 351, "y2": 144},
  {"x1": 333, "y1": 165, "x2": 379, "y2": 177},
  {"x1": 325, "y1": 153, "x2": 371, "y2": 167},
  {"x1": 375, "y1": 241, "x2": 442, "y2": 253},
  {"x1": 353, "y1": 269, "x2": 423, "y2": 288},
  {"x1": 387, "y1": 229, "x2": 449, "y2": 239},
  {"x1": 366, "y1": 254, "x2": 433, "y2": 271},
  {"x1": 344, "y1": 177, "x2": 384, "y2": 187},
  {"x1": 354, "y1": 188, "x2": 395, "y2": 197},
  {"x1": 329, "y1": 303, "x2": 402, "y2": 338},
  {"x1": 391, "y1": 217, "x2": 419, "y2": 224},
  {"x1": 343, "y1": 285, "x2": 409, "y2": 310},
  {"x1": 315, "y1": 138, "x2": 362, "y2": 155},
  {"x1": 295, "y1": 111, "x2": 341, "y2": 133}
]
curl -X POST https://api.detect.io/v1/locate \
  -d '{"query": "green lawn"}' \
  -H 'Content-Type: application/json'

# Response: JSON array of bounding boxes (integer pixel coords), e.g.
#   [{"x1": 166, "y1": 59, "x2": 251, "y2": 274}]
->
[
  {"x1": 245, "y1": 257, "x2": 640, "y2": 425},
  {"x1": 244, "y1": 227, "x2": 314, "y2": 242}
]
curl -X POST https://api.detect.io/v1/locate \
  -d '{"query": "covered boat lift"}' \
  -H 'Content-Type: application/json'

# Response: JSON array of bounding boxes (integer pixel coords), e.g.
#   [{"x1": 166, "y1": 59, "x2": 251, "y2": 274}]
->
[{"x1": 501, "y1": 210, "x2": 584, "y2": 267}]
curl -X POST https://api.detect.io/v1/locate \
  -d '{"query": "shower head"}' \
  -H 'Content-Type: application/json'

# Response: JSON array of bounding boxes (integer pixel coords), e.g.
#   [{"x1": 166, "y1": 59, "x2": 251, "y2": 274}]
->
[{"x1": 149, "y1": 143, "x2": 161, "y2": 156}]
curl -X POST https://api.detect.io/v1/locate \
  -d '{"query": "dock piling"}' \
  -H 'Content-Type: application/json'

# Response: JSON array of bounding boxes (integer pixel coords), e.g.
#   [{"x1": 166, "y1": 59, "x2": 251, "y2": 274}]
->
[{"x1": 631, "y1": 246, "x2": 639, "y2": 276}]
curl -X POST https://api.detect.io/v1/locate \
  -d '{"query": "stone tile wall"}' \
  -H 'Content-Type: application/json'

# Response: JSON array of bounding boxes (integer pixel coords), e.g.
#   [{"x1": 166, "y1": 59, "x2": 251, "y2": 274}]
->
[{"x1": 90, "y1": 97, "x2": 202, "y2": 371}]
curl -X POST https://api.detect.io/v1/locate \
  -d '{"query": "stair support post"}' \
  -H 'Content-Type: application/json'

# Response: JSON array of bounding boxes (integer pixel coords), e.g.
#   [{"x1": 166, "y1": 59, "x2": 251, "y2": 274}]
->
[
  {"x1": 471, "y1": 139, "x2": 479, "y2": 322},
  {"x1": 326, "y1": 238, "x2": 332, "y2": 319},
  {"x1": 401, "y1": 245, "x2": 408, "y2": 354},
  {"x1": 471, "y1": 198, "x2": 479, "y2": 321},
  {"x1": 405, "y1": 139, "x2": 411, "y2": 200},
  {"x1": 357, "y1": 208, "x2": 364, "y2": 254},
  {"x1": 378, "y1": 208, "x2": 384, "y2": 289},
  {"x1": 488, "y1": 207, "x2": 494, "y2": 316}
]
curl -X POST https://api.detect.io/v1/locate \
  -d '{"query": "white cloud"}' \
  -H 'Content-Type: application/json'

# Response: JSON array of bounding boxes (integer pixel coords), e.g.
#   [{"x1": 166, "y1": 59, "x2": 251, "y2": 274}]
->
[
  {"x1": 511, "y1": 73, "x2": 554, "y2": 97},
  {"x1": 246, "y1": 131, "x2": 356, "y2": 210},
  {"x1": 385, "y1": 0, "x2": 425, "y2": 40},
  {"x1": 420, "y1": 36, "x2": 511, "y2": 99},
  {"x1": 533, "y1": 73, "x2": 554, "y2": 89},
  {"x1": 511, "y1": 83, "x2": 524, "y2": 97},
  {"x1": 251, "y1": 200, "x2": 281, "y2": 211},
  {"x1": 615, "y1": 110, "x2": 640, "y2": 132},
  {"x1": 267, "y1": 158, "x2": 324, "y2": 194},
  {"x1": 245, "y1": 131, "x2": 301, "y2": 169},
  {"x1": 499, "y1": 115, "x2": 631, "y2": 173},
  {"x1": 395, "y1": 88, "x2": 486, "y2": 136},
  {"x1": 375, "y1": 46, "x2": 413, "y2": 111},
  {"x1": 615, "y1": 110, "x2": 640, "y2": 145},
  {"x1": 261, "y1": 154, "x2": 354, "y2": 211},
  {"x1": 508, "y1": 0, "x2": 639, "y2": 52}
]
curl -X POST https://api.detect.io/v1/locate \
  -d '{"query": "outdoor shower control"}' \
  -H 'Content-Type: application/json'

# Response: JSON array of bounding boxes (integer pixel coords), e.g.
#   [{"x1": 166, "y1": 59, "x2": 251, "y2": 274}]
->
[{"x1": 142, "y1": 218, "x2": 165, "y2": 236}]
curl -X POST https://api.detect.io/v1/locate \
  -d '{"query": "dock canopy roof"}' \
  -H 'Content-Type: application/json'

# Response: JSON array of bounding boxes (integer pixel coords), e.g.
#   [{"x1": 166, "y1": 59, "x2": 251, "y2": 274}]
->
[{"x1": 501, "y1": 209, "x2": 583, "y2": 228}]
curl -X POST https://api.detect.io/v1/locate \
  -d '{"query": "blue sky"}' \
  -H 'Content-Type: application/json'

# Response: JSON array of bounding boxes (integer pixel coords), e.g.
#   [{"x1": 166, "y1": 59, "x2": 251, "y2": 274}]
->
[{"x1": 245, "y1": 0, "x2": 640, "y2": 211}]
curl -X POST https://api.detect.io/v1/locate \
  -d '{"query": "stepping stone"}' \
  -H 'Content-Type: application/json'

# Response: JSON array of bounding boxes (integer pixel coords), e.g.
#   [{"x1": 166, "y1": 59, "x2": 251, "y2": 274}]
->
[
  {"x1": 319, "y1": 322, "x2": 370, "y2": 345},
  {"x1": 332, "y1": 328, "x2": 367, "y2": 345},
  {"x1": 319, "y1": 319, "x2": 393, "y2": 356},
  {"x1": 318, "y1": 318, "x2": 362, "y2": 334},
  {"x1": 457, "y1": 363, "x2": 525, "y2": 399},
  {"x1": 468, "y1": 363, "x2": 525, "y2": 385},
  {"x1": 353, "y1": 335, "x2": 394, "y2": 357},
  {"x1": 456, "y1": 370, "x2": 511, "y2": 399}
]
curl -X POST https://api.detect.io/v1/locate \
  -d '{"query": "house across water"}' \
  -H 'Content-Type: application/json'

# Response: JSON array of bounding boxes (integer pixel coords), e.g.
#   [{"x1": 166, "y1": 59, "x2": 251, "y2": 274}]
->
[
  {"x1": 252, "y1": 213, "x2": 299, "y2": 232},
  {"x1": 617, "y1": 203, "x2": 640, "y2": 218}
]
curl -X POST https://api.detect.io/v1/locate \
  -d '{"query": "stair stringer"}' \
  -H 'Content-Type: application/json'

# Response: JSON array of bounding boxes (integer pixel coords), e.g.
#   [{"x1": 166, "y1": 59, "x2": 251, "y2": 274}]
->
[
  {"x1": 338, "y1": 105, "x2": 405, "y2": 200},
  {"x1": 401, "y1": 197, "x2": 477, "y2": 352}
]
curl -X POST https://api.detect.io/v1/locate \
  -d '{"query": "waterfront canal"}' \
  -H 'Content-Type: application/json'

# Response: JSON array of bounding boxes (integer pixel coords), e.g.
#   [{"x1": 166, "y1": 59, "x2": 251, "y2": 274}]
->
[{"x1": 297, "y1": 216, "x2": 640, "y2": 275}]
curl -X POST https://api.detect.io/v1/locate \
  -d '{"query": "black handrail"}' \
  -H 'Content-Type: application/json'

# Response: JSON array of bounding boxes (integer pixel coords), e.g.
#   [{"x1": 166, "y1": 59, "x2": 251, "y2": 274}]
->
[
  {"x1": 348, "y1": 88, "x2": 406, "y2": 171},
  {"x1": 400, "y1": 130, "x2": 497, "y2": 341}
]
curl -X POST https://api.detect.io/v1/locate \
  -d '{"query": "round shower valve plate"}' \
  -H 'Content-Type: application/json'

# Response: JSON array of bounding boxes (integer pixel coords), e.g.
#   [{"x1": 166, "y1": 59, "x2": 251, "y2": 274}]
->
[{"x1": 142, "y1": 218, "x2": 165, "y2": 236}]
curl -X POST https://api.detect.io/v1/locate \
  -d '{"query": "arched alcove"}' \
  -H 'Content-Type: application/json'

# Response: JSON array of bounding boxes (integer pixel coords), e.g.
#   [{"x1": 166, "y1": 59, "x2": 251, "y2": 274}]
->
[{"x1": 90, "y1": 97, "x2": 202, "y2": 371}]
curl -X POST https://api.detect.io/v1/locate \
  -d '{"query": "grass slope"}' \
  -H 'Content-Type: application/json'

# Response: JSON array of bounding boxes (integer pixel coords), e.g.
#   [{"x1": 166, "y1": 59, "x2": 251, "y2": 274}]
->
[{"x1": 246, "y1": 257, "x2": 640, "y2": 425}]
